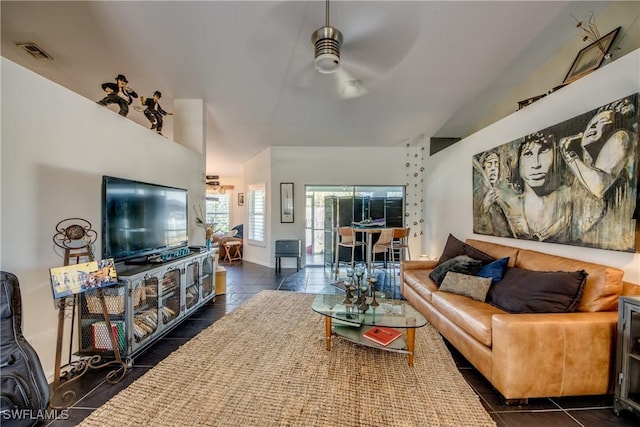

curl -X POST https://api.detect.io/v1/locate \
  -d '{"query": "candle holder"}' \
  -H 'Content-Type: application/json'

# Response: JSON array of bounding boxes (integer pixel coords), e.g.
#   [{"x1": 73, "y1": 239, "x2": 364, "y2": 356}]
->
[
  {"x1": 342, "y1": 277, "x2": 354, "y2": 305},
  {"x1": 354, "y1": 264, "x2": 365, "y2": 283},
  {"x1": 367, "y1": 274, "x2": 380, "y2": 306},
  {"x1": 368, "y1": 276, "x2": 378, "y2": 296},
  {"x1": 357, "y1": 278, "x2": 369, "y2": 312}
]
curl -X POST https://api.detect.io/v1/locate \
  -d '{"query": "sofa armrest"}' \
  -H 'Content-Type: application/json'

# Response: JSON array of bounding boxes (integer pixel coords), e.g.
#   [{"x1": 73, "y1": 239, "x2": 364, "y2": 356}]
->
[
  {"x1": 401, "y1": 260, "x2": 438, "y2": 271},
  {"x1": 491, "y1": 311, "x2": 618, "y2": 399}
]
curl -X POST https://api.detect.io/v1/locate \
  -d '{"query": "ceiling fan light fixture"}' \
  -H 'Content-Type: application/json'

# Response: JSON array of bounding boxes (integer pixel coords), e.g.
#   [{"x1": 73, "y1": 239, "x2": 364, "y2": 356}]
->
[
  {"x1": 315, "y1": 53, "x2": 340, "y2": 74},
  {"x1": 312, "y1": 26, "x2": 343, "y2": 74}
]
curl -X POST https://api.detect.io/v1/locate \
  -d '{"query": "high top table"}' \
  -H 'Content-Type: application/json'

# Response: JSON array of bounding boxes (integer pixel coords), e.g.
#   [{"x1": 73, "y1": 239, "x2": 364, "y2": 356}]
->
[{"x1": 349, "y1": 223, "x2": 393, "y2": 276}]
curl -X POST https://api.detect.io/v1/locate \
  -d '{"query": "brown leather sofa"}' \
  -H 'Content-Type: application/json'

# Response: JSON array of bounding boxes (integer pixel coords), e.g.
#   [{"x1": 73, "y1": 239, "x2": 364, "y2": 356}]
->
[{"x1": 401, "y1": 238, "x2": 640, "y2": 403}]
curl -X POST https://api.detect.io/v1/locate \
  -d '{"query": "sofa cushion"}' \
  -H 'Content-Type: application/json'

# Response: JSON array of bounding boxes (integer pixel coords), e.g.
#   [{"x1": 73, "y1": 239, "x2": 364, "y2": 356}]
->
[
  {"x1": 429, "y1": 255, "x2": 484, "y2": 286},
  {"x1": 514, "y1": 248, "x2": 624, "y2": 312},
  {"x1": 476, "y1": 257, "x2": 510, "y2": 284},
  {"x1": 486, "y1": 267, "x2": 587, "y2": 314},
  {"x1": 402, "y1": 269, "x2": 437, "y2": 302},
  {"x1": 437, "y1": 234, "x2": 494, "y2": 265},
  {"x1": 466, "y1": 239, "x2": 519, "y2": 267},
  {"x1": 440, "y1": 272, "x2": 492, "y2": 302},
  {"x1": 431, "y1": 291, "x2": 506, "y2": 347}
]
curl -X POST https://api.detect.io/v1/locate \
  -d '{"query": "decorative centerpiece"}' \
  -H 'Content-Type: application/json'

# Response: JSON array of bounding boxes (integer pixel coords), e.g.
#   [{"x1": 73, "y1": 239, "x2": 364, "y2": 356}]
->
[
  {"x1": 194, "y1": 204, "x2": 215, "y2": 249},
  {"x1": 335, "y1": 263, "x2": 387, "y2": 316}
]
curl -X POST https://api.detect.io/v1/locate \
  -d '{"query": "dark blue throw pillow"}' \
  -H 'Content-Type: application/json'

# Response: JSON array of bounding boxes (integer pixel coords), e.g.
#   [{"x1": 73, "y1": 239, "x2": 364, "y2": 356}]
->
[{"x1": 476, "y1": 257, "x2": 509, "y2": 284}]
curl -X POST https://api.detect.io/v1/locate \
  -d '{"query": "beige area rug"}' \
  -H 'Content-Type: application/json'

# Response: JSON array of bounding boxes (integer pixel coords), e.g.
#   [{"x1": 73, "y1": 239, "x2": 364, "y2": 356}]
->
[{"x1": 79, "y1": 290, "x2": 496, "y2": 427}]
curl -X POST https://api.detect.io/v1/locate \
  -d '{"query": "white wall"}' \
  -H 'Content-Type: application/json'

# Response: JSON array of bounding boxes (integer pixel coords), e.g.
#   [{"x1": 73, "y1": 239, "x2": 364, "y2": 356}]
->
[
  {"x1": 242, "y1": 146, "x2": 407, "y2": 268},
  {"x1": 225, "y1": 176, "x2": 246, "y2": 229},
  {"x1": 1, "y1": 58, "x2": 206, "y2": 380},
  {"x1": 174, "y1": 99, "x2": 204, "y2": 154},
  {"x1": 423, "y1": 49, "x2": 640, "y2": 285},
  {"x1": 477, "y1": 2, "x2": 640, "y2": 136},
  {"x1": 242, "y1": 148, "x2": 272, "y2": 266}
]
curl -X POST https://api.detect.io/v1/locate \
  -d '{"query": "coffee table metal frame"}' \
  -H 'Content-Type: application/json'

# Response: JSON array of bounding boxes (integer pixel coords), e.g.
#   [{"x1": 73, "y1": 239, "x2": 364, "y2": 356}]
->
[{"x1": 312, "y1": 286, "x2": 427, "y2": 366}]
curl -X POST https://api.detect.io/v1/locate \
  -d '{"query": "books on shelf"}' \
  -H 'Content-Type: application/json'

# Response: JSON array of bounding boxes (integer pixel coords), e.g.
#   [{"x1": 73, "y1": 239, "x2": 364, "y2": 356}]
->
[
  {"x1": 363, "y1": 326, "x2": 402, "y2": 347},
  {"x1": 91, "y1": 320, "x2": 125, "y2": 351}
]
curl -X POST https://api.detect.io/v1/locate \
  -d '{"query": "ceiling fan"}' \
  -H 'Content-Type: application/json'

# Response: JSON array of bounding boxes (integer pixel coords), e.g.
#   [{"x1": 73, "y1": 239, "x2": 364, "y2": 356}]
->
[
  {"x1": 248, "y1": 2, "x2": 421, "y2": 100},
  {"x1": 307, "y1": 0, "x2": 368, "y2": 99},
  {"x1": 206, "y1": 175, "x2": 234, "y2": 194}
]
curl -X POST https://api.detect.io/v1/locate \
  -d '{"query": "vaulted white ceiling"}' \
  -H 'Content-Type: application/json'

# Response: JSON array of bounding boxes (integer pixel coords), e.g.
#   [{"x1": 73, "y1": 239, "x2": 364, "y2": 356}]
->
[{"x1": 1, "y1": 1, "x2": 613, "y2": 176}]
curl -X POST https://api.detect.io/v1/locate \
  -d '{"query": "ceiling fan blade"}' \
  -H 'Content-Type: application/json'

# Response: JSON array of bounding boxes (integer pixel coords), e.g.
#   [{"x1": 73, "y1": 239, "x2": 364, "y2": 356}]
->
[
  {"x1": 334, "y1": 68, "x2": 368, "y2": 100},
  {"x1": 339, "y1": 4, "x2": 422, "y2": 76}
]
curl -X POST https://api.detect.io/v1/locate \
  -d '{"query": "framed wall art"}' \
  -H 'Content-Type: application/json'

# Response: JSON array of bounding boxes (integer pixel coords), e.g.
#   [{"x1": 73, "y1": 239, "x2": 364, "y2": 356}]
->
[
  {"x1": 472, "y1": 92, "x2": 638, "y2": 252},
  {"x1": 280, "y1": 182, "x2": 294, "y2": 223},
  {"x1": 238, "y1": 193, "x2": 245, "y2": 206},
  {"x1": 563, "y1": 26, "x2": 620, "y2": 85}
]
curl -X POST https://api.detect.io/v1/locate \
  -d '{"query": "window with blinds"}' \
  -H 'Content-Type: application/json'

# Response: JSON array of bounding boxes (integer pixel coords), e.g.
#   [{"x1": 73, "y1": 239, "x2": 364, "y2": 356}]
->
[
  {"x1": 247, "y1": 184, "x2": 266, "y2": 246},
  {"x1": 205, "y1": 193, "x2": 230, "y2": 232}
]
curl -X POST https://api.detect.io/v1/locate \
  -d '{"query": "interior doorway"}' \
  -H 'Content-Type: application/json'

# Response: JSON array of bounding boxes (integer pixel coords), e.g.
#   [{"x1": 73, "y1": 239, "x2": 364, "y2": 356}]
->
[{"x1": 304, "y1": 185, "x2": 405, "y2": 267}]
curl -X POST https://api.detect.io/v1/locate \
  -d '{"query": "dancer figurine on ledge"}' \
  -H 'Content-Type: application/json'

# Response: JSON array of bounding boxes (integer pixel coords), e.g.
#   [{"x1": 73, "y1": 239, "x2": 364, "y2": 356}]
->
[
  {"x1": 97, "y1": 74, "x2": 138, "y2": 117},
  {"x1": 140, "y1": 91, "x2": 172, "y2": 136}
]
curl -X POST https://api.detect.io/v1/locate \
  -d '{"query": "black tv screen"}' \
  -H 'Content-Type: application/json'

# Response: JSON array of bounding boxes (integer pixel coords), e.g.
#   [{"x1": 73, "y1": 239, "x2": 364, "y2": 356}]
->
[{"x1": 102, "y1": 176, "x2": 188, "y2": 262}]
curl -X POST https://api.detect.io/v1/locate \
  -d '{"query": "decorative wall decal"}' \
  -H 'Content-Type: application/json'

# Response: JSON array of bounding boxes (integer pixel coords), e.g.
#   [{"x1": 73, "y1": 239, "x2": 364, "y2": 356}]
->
[
  {"x1": 405, "y1": 134, "x2": 426, "y2": 243},
  {"x1": 97, "y1": 74, "x2": 138, "y2": 116},
  {"x1": 138, "y1": 91, "x2": 173, "y2": 136},
  {"x1": 473, "y1": 93, "x2": 638, "y2": 252}
]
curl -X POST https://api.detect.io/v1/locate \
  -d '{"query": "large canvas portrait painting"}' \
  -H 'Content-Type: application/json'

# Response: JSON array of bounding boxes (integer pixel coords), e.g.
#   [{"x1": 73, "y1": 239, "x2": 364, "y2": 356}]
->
[{"x1": 473, "y1": 93, "x2": 638, "y2": 252}]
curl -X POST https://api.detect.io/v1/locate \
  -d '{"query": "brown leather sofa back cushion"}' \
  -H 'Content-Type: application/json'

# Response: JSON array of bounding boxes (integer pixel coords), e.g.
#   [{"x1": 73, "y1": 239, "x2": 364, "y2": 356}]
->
[
  {"x1": 466, "y1": 239, "x2": 519, "y2": 267},
  {"x1": 515, "y1": 249, "x2": 623, "y2": 312}
]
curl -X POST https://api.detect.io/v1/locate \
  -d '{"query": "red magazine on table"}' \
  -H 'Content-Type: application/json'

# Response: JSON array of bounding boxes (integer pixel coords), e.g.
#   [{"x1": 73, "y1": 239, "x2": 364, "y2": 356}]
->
[{"x1": 363, "y1": 326, "x2": 402, "y2": 346}]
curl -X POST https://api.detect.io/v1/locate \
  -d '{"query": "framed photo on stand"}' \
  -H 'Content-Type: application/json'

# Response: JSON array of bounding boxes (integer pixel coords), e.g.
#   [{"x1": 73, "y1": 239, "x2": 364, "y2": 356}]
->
[
  {"x1": 563, "y1": 27, "x2": 620, "y2": 85},
  {"x1": 280, "y1": 182, "x2": 294, "y2": 223}
]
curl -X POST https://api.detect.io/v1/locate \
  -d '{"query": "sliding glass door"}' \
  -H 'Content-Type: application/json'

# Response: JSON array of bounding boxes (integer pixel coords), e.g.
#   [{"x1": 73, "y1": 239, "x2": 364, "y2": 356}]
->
[{"x1": 304, "y1": 185, "x2": 405, "y2": 267}]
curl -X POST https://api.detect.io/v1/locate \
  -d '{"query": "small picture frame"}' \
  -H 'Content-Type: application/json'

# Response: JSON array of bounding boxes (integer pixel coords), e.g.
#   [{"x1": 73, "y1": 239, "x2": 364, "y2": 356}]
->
[
  {"x1": 49, "y1": 258, "x2": 118, "y2": 299},
  {"x1": 563, "y1": 27, "x2": 620, "y2": 85},
  {"x1": 238, "y1": 193, "x2": 245, "y2": 206},
  {"x1": 280, "y1": 182, "x2": 294, "y2": 223}
]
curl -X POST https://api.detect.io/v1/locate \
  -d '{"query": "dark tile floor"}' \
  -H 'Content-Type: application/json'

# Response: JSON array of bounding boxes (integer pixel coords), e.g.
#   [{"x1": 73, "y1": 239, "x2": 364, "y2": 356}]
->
[{"x1": 44, "y1": 262, "x2": 638, "y2": 427}]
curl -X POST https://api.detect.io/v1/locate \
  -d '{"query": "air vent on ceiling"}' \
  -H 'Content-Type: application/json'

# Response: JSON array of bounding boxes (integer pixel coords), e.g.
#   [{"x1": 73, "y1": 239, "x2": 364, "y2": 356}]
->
[{"x1": 16, "y1": 42, "x2": 53, "y2": 60}]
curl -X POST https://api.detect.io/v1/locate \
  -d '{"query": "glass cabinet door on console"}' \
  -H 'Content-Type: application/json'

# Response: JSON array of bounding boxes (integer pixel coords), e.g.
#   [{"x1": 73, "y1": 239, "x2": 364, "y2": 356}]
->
[
  {"x1": 131, "y1": 275, "x2": 159, "y2": 350},
  {"x1": 201, "y1": 255, "x2": 214, "y2": 299},
  {"x1": 160, "y1": 267, "x2": 181, "y2": 325},
  {"x1": 185, "y1": 260, "x2": 200, "y2": 311},
  {"x1": 78, "y1": 284, "x2": 127, "y2": 356},
  {"x1": 614, "y1": 296, "x2": 640, "y2": 418},
  {"x1": 76, "y1": 252, "x2": 216, "y2": 361}
]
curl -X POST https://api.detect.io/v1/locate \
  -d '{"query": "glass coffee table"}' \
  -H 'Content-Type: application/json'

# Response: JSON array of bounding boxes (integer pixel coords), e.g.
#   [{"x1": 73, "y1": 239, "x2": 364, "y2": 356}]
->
[{"x1": 311, "y1": 285, "x2": 427, "y2": 366}]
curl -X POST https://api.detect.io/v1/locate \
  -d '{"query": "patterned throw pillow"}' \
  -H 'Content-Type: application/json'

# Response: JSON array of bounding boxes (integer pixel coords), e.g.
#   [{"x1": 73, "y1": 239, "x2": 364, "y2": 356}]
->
[
  {"x1": 429, "y1": 254, "x2": 484, "y2": 286},
  {"x1": 439, "y1": 272, "x2": 493, "y2": 302}
]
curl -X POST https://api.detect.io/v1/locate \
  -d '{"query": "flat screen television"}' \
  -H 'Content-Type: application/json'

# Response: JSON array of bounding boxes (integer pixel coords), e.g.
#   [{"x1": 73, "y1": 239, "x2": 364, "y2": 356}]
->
[{"x1": 102, "y1": 176, "x2": 188, "y2": 263}]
